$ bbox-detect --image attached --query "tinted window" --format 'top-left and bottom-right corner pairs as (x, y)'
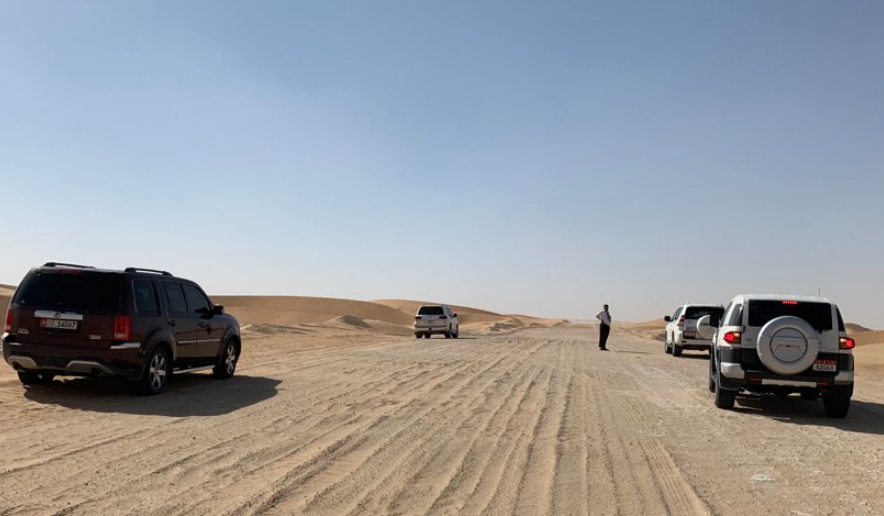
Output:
(836, 308), (846, 332)
(418, 306), (444, 316)
(162, 283), (188, 314)
(133, 280), (160, 316)
(183, 284), (211, 314)
(727, 304), (743, 326)
(747, 301), (833, 332)
(672, 307), (683, 319)
(14, 272), (120, 312)
(685, 306), (724, 320)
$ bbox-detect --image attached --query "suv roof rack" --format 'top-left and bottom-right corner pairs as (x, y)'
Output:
(43, 262), (96, 269)
(125, 267), (173, 276)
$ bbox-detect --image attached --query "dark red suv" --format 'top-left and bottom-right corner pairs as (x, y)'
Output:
(2, 263), (241, 394)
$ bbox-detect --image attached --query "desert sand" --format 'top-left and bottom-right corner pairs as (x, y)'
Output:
(1, 294), (884, 515)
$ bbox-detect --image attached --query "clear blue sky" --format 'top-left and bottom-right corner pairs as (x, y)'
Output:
(1, 1), (882, 327)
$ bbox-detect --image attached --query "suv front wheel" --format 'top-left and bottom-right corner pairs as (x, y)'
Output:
(214, 340), (239, 379)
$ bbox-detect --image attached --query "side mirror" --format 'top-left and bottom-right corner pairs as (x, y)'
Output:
(452, 313), (458, 318)
(212, 305), (225, 316)
(664, 316), (672, 322)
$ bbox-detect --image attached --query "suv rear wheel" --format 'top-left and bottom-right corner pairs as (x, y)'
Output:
(139, 346), (171, 395)
(18, 371), (54, 385)
(213, 340), (239, 379)
(714, 376), (736, 409)
(822, 395), (850, 418)
(672, 342), (683, 357)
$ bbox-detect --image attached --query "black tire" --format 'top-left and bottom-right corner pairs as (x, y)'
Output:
(213, 340), (239, 379)
(672, 344), (683, 357)
(445, 327), (452, 339)
(17, 371), (54, 385)
(138, 346), (171, 395)
(714, 378), (736, 409)
(453, 329), (459, 339)
(823, 396), (850, 418)
(801, 391), (819, 401)
(708, 348), (718, 393)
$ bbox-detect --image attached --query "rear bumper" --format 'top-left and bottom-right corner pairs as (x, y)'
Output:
(2, 334), (143, 380)
(720, 362), (854, 386)
(414, 326), (451, 334)
(674, 332), (711, 348)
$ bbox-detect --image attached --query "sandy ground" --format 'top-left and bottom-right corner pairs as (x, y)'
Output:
(3, 326), (884, 515)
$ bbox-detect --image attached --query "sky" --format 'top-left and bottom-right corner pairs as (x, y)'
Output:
(1, 1), (882, 327)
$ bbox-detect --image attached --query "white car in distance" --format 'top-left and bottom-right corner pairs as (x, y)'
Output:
(664, 304), (725, 357)
(414, 305), (459, 339)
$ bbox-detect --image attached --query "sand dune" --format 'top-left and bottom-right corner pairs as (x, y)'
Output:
(212, 295), (414, 327)
(855, 330), (884, 347)
(847, 323), (872, 334)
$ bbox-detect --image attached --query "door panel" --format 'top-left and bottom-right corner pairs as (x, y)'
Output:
(161, 282), (199, 360)
(182, 284), (222, 358)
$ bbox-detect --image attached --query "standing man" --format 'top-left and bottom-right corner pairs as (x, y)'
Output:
(596, 304), (612, 350)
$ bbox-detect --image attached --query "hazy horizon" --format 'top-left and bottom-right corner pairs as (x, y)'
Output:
(2, 1), (882, 328)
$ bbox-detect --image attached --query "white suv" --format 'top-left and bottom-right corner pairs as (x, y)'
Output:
(708, 295), (855, 418)
(414, 305), (459, 339)
(664, 304), (724, 357)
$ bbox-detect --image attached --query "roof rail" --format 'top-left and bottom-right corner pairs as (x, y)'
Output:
(124, 267), (172, 276)
(43, 262), (95, 269)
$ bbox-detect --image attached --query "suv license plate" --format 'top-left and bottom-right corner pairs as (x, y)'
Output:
(684, 330), (696, 338)
(812, 360), (837, 373)
(40, 319), (78, 330)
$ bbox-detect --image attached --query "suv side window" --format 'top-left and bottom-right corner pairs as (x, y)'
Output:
(133, 280), (160, 316)
(727, 304), (743, 326)
(183, 284), (211, 315)
(672, 307), (683, 320)
(162, 282), (189, 315)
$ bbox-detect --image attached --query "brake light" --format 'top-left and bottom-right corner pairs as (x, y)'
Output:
(113, 315), (130, 341)
(723, 331), (742, 344)
(782, 301), (799, 305)
(677, 316), (685, 327)
(439, 315), (448, 320)
(840, 337), (856, 350)
(5, 309), (11, 332)
(414, 316), (422, 320)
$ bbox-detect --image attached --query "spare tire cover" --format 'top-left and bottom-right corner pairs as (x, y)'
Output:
(757, 316), (820, 375)
(695, 315), (715, 340)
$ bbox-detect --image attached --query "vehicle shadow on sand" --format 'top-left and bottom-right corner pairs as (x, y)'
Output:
(22, 374), (280, 417)
(733, 395), (884, 436)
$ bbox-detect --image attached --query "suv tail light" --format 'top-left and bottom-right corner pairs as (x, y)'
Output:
(113, 315), (130, 341)
(677, 316), (685, 327)
(439, 315), (448, 320)
(723, 331), (742, 344)
(840, 337), (856, 350)
(414, 316), (422, 320)
(5, 309), (11, 332)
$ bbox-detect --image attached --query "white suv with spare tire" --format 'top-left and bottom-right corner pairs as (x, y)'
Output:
(664, 304), (724, 357)
(707, 294), (855, 418)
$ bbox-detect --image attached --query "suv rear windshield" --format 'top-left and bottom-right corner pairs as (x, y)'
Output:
(418, 306), (444, 316)
(13, 272), (121, 313)
(747, 300), (833, 332)
(684, 306), (724, 320)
